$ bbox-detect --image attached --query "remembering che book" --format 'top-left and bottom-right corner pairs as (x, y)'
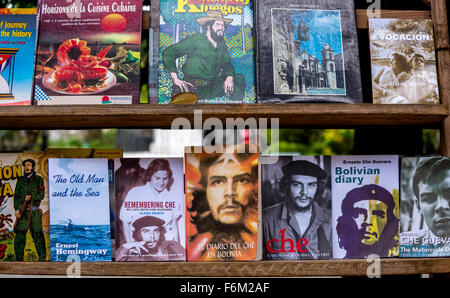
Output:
(400, 157), (450, 257)
(262, 156), (332, 260)
(114, 158), (185, 261)
(34, 0), (142, 105)
(184, 145), (260, 261)
(49, 158), (112, 262)
(255, 0), (362, 103)
(158, 0), (256, 104)
(331, 155), (400, 259)
(0, 152), (56, 262)
(369, 19), (439, 104)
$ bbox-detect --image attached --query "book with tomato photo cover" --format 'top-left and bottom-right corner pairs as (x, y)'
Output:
(34, 0), (142, 105)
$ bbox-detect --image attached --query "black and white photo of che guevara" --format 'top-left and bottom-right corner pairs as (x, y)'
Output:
(262, 156), (332, 260)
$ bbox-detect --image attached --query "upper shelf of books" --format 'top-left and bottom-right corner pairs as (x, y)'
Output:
(0, 0), (446, 107)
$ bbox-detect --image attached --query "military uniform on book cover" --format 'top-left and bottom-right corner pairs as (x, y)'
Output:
(158, 0), (256, 104)
(0, 152), (57, 262)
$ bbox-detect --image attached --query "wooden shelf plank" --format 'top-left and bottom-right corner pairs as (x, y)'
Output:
(0, 104), (446, 129)
(355, 9), (432, 29)
(0, 258), (449, 277)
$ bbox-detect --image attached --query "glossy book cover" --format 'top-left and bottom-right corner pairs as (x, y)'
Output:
(0, 14), (37, 105)
(331, 155), (400, 259)
(262, 156), (332, 260)
(114, 158), (185, 261)
(185, 145), (259, 261)
(369, 19), (439, 104)
(34, 0), (142, 105)
(255, 0), (362, 103)
(49, 158), (112, 262)
(400, 157), (450, 257)
(158, 0), (256, 104)
(0, 152), (53, 261)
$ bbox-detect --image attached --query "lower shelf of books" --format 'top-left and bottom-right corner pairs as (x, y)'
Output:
(0, 259), (449, 277)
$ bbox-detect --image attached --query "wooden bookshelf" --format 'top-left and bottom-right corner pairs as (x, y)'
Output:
(0, 104), (447, 129)
(0, 0), (448, 278)
(0, 258), (449, 277)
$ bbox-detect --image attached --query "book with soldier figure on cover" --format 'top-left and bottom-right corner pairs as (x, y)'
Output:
(255, 0), (362, 103)
(184, 145), (260, 261)
(331, 155), (400, 259)
(369, 19), (439, 104)
(0, 152), (57, 262)
(158, 0), (256, 104)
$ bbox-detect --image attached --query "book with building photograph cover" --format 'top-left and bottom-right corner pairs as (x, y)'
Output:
(0, 152), (57, 262)
(49, 158), (112, 262)
(34, 0), (142, 105)
(331, 155), (399, 259)
(262, 156), (332, 260)
(369, 19), (439, 104)
(184, 145), (260, 261)
(158, 0), (256, 104)
(0, 13), (37, 105)
(399, 157), (450, 257)
(114, 157), (185, 261)
(255, 0), (362, 103)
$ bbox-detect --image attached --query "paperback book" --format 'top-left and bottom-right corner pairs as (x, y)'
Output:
(115, 157), (185, 261)
(369, 19), (439, 104)
(185, 145), (260, 261)
(255, 0), (362, 103)
(45, 148), (123, 253)
(331, 155), (400, 259)
(49, 158), (112, 262)
(400, 157), (450, 257)
(158, 0), (256, 104)
(0, 152), (54, 261)
(34, 0), (142, 105)
(0, 13), (37, 105)
(262, 156), (332, 260)
(148, 0), (160, 104)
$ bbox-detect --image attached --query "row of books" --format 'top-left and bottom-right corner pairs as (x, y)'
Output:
(0, 0), (440, 105)
(0, 146), (448, 262)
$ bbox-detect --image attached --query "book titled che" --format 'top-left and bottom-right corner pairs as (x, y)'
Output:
(49, 158), (112, 262)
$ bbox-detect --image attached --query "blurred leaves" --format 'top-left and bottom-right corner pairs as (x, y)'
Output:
(264, 129), (355, 156)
